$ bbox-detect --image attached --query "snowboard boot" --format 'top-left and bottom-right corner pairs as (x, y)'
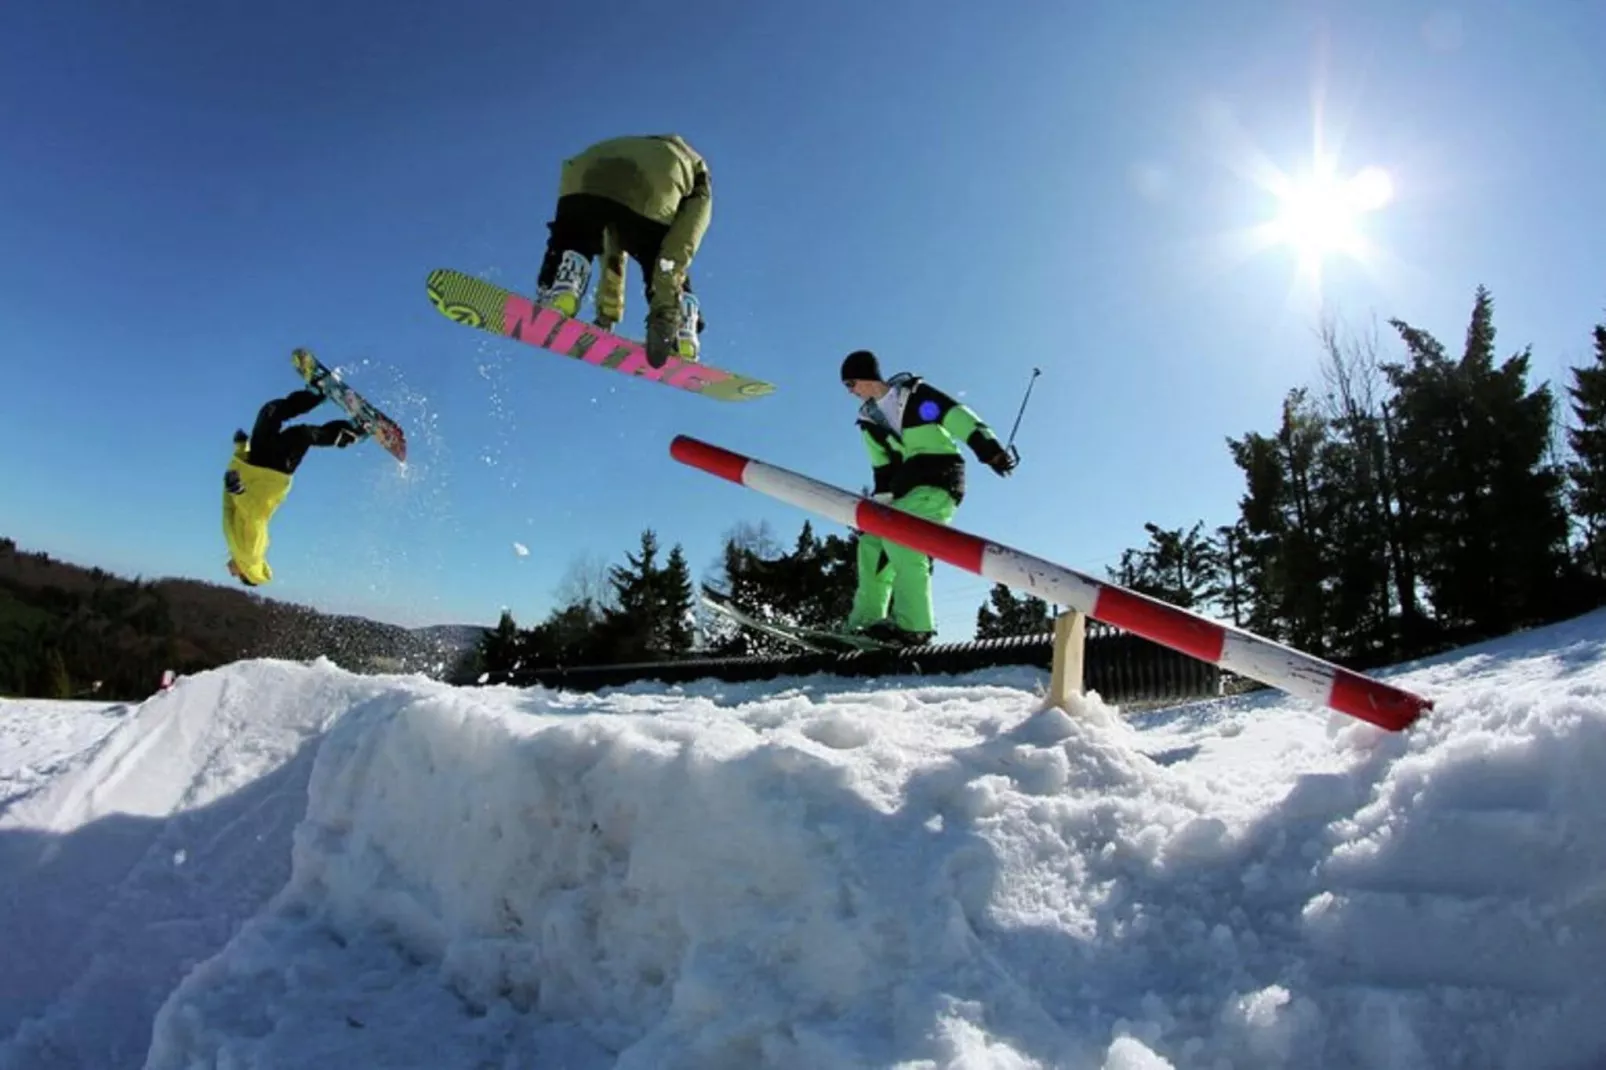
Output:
(537, 250), (591, 318)
(675, 290), (701, 363)
(863, 620), (935, 647)
(645, 308), (679, 369)
(644, 290), (702, 368)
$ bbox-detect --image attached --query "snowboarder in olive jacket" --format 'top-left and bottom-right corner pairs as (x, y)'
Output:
(535, 134), (711, 368)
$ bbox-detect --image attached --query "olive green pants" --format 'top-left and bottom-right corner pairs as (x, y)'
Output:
(846, 486), (959, 634)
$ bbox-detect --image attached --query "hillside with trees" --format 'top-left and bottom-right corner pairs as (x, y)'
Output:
(0, 539), (483, 699)
(1100, 289), (1606, 669)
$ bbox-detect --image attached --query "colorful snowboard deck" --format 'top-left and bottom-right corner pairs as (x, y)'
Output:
(291, 348), (408, 463)
(425, 268), (775, 403)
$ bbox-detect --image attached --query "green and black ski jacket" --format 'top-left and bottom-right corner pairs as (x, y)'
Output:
(855, 373), (1008, 504)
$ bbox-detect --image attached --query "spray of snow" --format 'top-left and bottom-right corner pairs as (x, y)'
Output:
(3, 613), (1606, 1068)
(472, 334), (521, 492)
(298, 353), (461, 607)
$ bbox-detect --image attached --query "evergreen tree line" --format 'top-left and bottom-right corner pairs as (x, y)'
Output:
(469, 531), (699, 679)
(473, 286), (1606, 682)
(0, 539), (477, 699)
(0, 549), (200, 700)
(468, 520), (1062, 680)
(1, 568), (194, 699)
(1107, 287), (1606, 668)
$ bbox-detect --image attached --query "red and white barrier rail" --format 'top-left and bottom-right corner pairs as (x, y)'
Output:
(670, 435), (1432, 731)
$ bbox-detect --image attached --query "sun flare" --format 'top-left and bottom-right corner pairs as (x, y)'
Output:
(1266, 164), (1393, 266)
(1197, 77), (1408, 310)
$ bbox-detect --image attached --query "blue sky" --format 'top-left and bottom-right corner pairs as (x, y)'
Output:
(3, 0), (1604, 636)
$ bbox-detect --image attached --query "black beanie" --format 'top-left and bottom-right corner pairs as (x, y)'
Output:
(840, 349), (882, 382)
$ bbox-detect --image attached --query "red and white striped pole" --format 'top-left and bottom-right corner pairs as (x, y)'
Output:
(670, 435), (1432, 731)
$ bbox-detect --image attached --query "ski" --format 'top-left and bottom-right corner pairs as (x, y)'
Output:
(699, 585), (893, 654)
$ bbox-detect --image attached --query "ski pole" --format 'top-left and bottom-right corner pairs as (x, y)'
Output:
(1004, 367), (1040, 464)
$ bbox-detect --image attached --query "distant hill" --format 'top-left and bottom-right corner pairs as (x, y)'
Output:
(0, 537), (486, 699)
(410, 623), (489, 653)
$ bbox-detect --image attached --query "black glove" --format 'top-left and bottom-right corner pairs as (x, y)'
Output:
(978, 443), (1017, 477)
(332, 422), (363, 448)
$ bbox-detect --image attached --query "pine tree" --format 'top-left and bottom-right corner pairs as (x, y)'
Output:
(1211, 523), (1247, 626)
(1226, 390), (1335, 652)
(658, 545), (695, 655)
(525, 601), (605, 667)
(1316, 316), (1422, 659)
(700, 520), (860, 654)
(44, 647), (72, 699)
(1385, 286), (1574, 636)
(476, 609), (522, 676)
(975, 584), (1053, 638)
(446, 642), (486, 685)
(703, 526), (775, 655)
(1566, 318), (1606, 576)
(787, 523), (858, 632)
(1110, 521), (1220, 610)
(771, 523), (822, 625)
(599, 530), (664, 661)
(1224, 430), (1288, 640)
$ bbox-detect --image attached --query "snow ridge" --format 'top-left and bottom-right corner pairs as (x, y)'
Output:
(3, 612), (1606, 1068)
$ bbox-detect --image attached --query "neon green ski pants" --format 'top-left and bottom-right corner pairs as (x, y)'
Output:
(846, 486), (959, 634)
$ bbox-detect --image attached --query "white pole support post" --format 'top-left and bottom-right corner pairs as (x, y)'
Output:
(669, 435), (1434, 732)
(1047, 610), (1086, 711)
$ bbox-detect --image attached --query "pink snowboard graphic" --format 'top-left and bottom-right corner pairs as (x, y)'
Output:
(425, 268), (775, 402)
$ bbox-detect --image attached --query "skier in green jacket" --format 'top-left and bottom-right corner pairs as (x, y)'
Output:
(535, 134), (711, 368)
(839, 349), (1017, 645)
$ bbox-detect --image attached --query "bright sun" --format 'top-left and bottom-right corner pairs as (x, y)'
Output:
(1198, 87), (1403, 307)
(1248, 160), (1396, 295)
(1267, 163), (1393, 265)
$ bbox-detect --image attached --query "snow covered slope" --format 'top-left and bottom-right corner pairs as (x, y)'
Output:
(0, 698), (126, 814)
(4, 612), (1606, 1069)
(0, 666), (417, 1069)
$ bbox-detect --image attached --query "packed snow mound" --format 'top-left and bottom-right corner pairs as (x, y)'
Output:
(0, 662), (423, 1070)
(0, 698), (126, 813)
(4, 611), (1606, 1068)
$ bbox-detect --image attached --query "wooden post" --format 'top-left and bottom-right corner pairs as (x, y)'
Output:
(1047, 609), (1086, 710)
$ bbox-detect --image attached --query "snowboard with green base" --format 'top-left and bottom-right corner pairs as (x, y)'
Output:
(425, 268), (775, 402)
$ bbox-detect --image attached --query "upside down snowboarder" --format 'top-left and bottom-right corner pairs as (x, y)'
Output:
(222, 388), (363, 587)
(839, 349), (1017, 646)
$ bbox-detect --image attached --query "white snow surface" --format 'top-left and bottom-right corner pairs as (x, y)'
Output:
(0, 699), (126, 812)
(4, 611), (1606, 1068)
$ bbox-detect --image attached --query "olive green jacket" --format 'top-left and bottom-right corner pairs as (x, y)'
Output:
(559, 134), (712, 320)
